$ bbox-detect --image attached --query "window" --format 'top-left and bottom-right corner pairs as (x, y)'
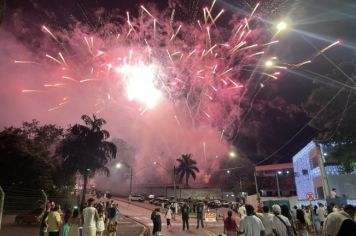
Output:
(302, 169), (308, 175)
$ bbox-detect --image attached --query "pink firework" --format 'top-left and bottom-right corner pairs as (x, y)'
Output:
(17, 2), (339, 138)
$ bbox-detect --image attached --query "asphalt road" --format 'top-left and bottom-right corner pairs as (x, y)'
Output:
(0, 214), (144, 236)
(114, 198), (230, 236)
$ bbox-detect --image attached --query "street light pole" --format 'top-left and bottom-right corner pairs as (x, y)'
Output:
(173, 166), (176, 201)
(130, 167), (133, 197)
(275, 172), (281, 197)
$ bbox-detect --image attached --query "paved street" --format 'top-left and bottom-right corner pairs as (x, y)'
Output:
(114, 198), (231, 236)
(0, 214), (144, 236)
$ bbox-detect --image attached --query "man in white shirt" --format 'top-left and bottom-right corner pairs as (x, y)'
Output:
(330, 188), (337, 199)
(257, 206), (274, 236)
(238, 204), (265, 236)
(82, 198), (99, 236)
(271, 204), (292, 236)
(316, 203), (327, 228)
(238, 203), (247, 219)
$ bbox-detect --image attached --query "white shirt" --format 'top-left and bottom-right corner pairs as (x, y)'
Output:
(272, 215), (291, 236)
(239, 215), (265, 236)
(316, 207), (326, 222)
(166, 209), (172, 219)
(83, 206), (96, 228)
(238, 206), (247, 218)
(257, 213), (273, 235)
(330, 191), (337, 199)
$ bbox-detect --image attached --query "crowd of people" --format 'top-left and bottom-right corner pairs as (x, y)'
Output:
(39, 198), (120, 236)
(221, 202), (356, 236)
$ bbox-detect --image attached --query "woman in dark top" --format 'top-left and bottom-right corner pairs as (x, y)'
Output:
(281, 204), (296, 235)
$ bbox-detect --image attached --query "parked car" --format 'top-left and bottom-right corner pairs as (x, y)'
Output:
(15, 209), (42, 225)
(129, 194), (145, 202)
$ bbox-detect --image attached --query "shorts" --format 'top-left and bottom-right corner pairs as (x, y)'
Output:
(166, 219), (171, 225)
(83, 227), (96, 236)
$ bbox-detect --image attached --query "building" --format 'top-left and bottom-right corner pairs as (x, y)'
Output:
(293, 141), (356, 200)
(255, 163), (297, 197)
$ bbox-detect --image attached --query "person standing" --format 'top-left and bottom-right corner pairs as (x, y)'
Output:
(303, 206), (312, 232)
(281, 205), (296, 235)
(238, 203), (247, 219)
(271, 204), (292, 236)
(330, 188), (337, 199)
(257, 206), (274, 236)
(181, 203), (190, 231)
(316, 203), (327, 229)
(39, 202), (52, 236)
(324, 204), (356, 236)
(68, 208), (81, 236)
(295, 209), (309, 236)
(107, 203), (120, 236)
(223, 210), (238, 236)
(82, 198), (99, 236)
(153, 208), (162, 236)
(47, 205), (62, 236)
(96, 207), (105, 236)
(165, 206), (173, 229)
(60, 209), (72, 236)
(238, 204), (265, 236)
(196, 202), (204, 229)
(313, 205), (321, 233)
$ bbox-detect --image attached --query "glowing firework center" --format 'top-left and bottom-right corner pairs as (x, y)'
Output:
(116, 63), (162, 109)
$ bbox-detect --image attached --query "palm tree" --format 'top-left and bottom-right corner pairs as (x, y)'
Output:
(57, 114), (117, 208)
(176, 154), (199, 187)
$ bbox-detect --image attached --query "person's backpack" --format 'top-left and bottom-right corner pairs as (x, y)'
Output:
(109, 207), (116, 218)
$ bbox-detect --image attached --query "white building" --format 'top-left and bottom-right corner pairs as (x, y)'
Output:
(293, 141), (356, 200)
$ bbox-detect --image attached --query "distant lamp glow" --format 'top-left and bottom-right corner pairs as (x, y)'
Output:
(153, 161), (157, 165)
(277, 21), (287, 31)
(229, 151), (237, 158)
(265, 60), (274, 67)
(323, 153), (328, 156)
(115, 163), (122, 169)
(227, 170), (231, 174)
(277, 171), (282, 175)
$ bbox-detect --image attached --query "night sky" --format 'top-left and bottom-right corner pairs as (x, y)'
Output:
(1, 0), (355, 165)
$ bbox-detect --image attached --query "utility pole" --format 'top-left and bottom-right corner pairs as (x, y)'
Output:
(0, 186), (4, 231)
(130, 167), (133, 197)
(317, 143), (330, 199)
(275, 172), (281, 197)
(173, 166), (176, 201)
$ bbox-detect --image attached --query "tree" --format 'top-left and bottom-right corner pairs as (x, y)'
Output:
(57, 114), (117, 207)
(0, 120), (66, 192)
(176, 154), (199, 187)
(304, 62), (356, 172)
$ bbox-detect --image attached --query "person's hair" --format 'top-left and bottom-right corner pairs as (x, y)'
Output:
(296, 209), (306, 225)
(226, 210), (233, 225)
(98, 207), (104, 216)
(87, 198), (95, 205)
(272, 205), (281, 215)
(155, 208), (160, 212)
(64, 209), (72, 223)
(293, 206), (298, 209)
(245, 204), (254, 215)
(72, 208), (79, 218)
(263, 205), (269, 213)
(343, 205), (355, 212)
(281, 205), (292, 219)
(53, 205), (59, 211)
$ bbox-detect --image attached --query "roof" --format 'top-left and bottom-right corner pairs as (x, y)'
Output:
(255, 163), (293, 172)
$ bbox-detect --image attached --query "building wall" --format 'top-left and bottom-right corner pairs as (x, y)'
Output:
(293, 141), (315, 200)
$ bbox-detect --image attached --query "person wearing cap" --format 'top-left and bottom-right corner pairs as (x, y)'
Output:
(271, 204), (292, 236)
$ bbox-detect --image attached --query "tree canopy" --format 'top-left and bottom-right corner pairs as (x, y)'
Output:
(176, 154), (199, 187)
(304, 62), (356, 172)
(56, 114), (117, 206)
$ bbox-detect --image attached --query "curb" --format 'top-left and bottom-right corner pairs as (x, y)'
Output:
(124, 214), (151, 236)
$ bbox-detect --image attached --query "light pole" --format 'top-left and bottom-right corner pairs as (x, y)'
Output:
(116, 162), (133, 197)
(153, 161), (177, 201)
(276, 171), (281, 197)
